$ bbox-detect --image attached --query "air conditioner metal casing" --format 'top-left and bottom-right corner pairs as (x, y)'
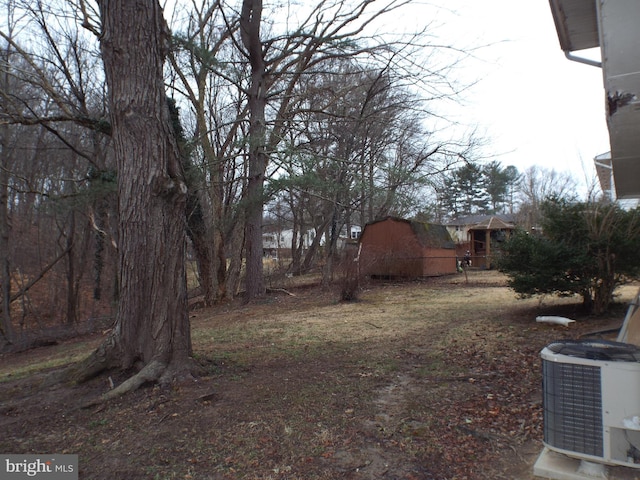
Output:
(542, 341), (640, 468)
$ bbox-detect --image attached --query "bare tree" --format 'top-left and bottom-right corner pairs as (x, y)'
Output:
(268, 59), (470, 278)
(0, 0), (15, 343)
(229, 0), (471, 299)
(0, 0), (117, 342)
(167, 0), (245, 304)
(164, 0), (476, 301)
(516, 165), (577, 230)
(238, 0), (268, 300)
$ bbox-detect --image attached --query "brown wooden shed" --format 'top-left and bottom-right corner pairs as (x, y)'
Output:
(359, 217), (457, 278)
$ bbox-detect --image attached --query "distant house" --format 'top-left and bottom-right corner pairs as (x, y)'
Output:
(262, 228), (314, 258)
(262, 225), (361, 258)
(333, 225), (362, 251)
(359, 217), (457, 278)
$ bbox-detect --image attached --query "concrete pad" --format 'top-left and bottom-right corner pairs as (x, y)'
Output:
(533, 448), (640, 480)
(534, 448), (606, 479)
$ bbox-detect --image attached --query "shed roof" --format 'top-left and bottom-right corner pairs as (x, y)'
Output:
(409, 221), (455, 249)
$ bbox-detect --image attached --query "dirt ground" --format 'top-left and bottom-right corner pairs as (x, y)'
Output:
(0, 271), (636, 480)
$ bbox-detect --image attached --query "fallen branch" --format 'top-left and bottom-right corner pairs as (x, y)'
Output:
(456, 425), (499, 442)
(430, 372), (497, 383)
(197, 392), (219, 403)
(10, 246), (72, 303)
(266, 288), (296, 296)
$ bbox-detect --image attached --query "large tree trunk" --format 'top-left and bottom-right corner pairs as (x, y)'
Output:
(592, 252), (617, 315)
(0, 104), (12, 344)
(186, 205), (215, 304)
(64, 211), (78, 325)
(240, 0), (267, 302)
(192, 107), (227, 305)
(65, 0), (194, 398)
(0, 42), (13, 344)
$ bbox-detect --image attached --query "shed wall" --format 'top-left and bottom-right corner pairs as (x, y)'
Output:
(360, 219), (456, 277)
(421, 248), (457, 276)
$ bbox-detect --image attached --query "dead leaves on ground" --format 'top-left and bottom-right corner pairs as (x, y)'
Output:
(402, 338), (544, 479)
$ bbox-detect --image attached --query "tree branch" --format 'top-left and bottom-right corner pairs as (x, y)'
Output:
(9, 245), (72, 303)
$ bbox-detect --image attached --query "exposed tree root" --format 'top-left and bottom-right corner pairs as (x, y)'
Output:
(80, 358), (203, 408)
(38, 327), (205, 408)
(82, 360), (166, 408)
(40, 334), (120, 389)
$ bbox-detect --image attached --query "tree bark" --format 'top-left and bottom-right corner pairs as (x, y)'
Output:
(0, 27), (13, 344)
(66, 0), (195, 395)
(0, 95), (12, 344)
(64, 210), (77, 325)
(240, 0), (267, 301)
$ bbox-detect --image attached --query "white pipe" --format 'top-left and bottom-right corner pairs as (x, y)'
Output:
(536, 316), (576, 327)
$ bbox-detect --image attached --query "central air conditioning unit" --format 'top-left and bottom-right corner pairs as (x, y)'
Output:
(541, 339), (640, 468)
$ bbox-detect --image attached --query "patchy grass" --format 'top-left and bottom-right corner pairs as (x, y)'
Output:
(0, 271), (636, 479)
(0, 337), (103, 383)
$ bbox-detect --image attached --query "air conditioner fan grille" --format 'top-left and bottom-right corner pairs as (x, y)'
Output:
(542, 359), (603, 457)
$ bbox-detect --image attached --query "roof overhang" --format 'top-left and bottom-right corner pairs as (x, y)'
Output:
(549, 0), (640, 199)
(594, 152), (613, 196)
(548, 0), (599, 52)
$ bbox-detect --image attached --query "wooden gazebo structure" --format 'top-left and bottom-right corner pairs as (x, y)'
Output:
(467, 216), (515, 269)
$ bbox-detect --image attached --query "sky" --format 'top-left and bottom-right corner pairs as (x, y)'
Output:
(423, 0), (611, 192)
